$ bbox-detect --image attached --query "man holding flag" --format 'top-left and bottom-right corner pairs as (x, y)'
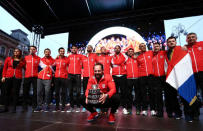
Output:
(34, 48), (55, 112)
(166, 36), (197, 122)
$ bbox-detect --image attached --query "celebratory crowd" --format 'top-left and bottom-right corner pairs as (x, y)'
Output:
(0, 32), (202, 124)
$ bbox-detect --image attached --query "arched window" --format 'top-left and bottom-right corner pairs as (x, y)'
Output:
(8, 48), (14, 57)
(0, 46), (6, 56)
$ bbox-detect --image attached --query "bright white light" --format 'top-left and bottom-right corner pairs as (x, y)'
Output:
(164, 15), (203, 46)
(87, 26), (146, 53)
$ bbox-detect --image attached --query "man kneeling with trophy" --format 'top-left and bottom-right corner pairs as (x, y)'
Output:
(81, 63), (120, 124)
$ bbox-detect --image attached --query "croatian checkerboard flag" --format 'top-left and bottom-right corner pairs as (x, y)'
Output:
(166, 47), (197, 105)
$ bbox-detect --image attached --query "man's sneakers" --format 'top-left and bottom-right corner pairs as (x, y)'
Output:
(185, 115), (193, 123)
(52, 107), (60, 112)
(87, 112), (98, 122)
(108, 113), (115, 124)
(122, 108), (130, 115)
(81, 108), (86, 112)
(75, 108), (80, 113)
(44, 106), (50, 112)
(136, 110), (140, 115)
(141, 110), (148, 116)
(150, 110), (156, 116)
(34, 107), (43, 112)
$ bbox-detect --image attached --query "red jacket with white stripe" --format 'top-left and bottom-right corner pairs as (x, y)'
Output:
(67, 54), (83, 74)
(24, 55), (40, 78)
(55, 56), (68, 78)
(111, 53), (127, 75)
(38, 56), (55, 80)
(96, 54), (112, 75)
(82, 53), (96, 77)
(137, 51), (153, 77)
(2, 57), (25, 79)
(152, 51), (167, 77)
(85, 74), (116, 98)
(126, 57), (138, 78)
(186, 41), (203, 73)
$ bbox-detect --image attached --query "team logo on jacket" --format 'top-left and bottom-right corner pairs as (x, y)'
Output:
(107, 60), (109, 63)
(91, 59), (94, 62)
(70, 57), (73, 60)
(35, 60), (38, 63)
(148, 56), (150, 59)
(102, 84), (105, 88)
(160, 55), (163, 59)
(198, 47), (202, 51)
(77, 57), (79, 60)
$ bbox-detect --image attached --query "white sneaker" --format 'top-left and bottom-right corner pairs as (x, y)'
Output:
(122, 108), (129, 115)
(150, 110), (156, 116)
(96, 108), (101, 113)
(75, 108), (80, 113)
(81, 108), (86, 112)
(141, 110), (148, 116)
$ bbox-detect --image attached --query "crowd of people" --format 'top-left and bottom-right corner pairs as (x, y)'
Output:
(0, 32), (202, 124)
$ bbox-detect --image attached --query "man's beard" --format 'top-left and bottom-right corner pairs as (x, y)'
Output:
(95, 74), (102, 81)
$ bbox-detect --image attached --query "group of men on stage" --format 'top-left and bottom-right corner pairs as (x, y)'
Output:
(0, 32), (202, 124)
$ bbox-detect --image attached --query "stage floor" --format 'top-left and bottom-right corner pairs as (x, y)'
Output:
(0, 107), (202, 131)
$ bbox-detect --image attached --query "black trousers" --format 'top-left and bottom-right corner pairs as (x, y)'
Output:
(138, 75), (154, 111)
(83, 77), (89, 95)
(183, 71), (203, 118)
(112, 75), (127, 107)
(68, 74), (81, 108)
(49, 77), (55, 104)
(55, 78), (67, 107)
(23, 77), (37, 109)
(150, 76), (165, 113)
(164, 83), (182, 116)
(127, 78), (139, 110)
(4, 77), (21, 109)
(195, 72), (203, 97)
(0, 80), (3, 105)
(181, 97), (201, 118)
(80, 94), (120, 113)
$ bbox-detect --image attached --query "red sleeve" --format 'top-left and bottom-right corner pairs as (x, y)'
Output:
(85, 78), (93, 98)
(66, 56), (70, 65)
(2, 57), (9, 77)
(20, 58), (26, 68)
(107, 75), (116, 98)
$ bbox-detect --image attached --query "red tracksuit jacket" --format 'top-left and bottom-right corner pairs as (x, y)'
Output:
(67, 54), (83, 74)
(126, 56), (138, 78)
(82, 53), (96, 77)
(111, 53), (127, 75)
(24, 54), (40, 78)
(2, 57), (25, 79)
(186, 41), (203, 73)
(96, 54), (112, 75)
(137, 51), (153, 77)
(152, 51), (166, 77)
(85, 74), (116, 98)
(55, 56), (68, 78)
(38, 56), (55, 80)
